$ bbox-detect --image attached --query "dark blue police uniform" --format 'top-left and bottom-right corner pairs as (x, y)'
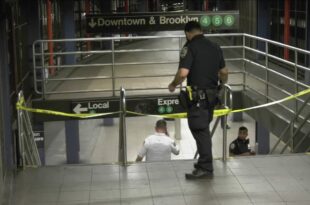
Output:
(229, 138), (251, 155)
(179, 34), (225, 172)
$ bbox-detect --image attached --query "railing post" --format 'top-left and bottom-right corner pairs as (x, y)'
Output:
(112, 39), (116, 96)
(222, 84), (233, 162)
(119, 87), (127, 166)
(222, 115), (228, 162)
(242, 35), (246, 91)
(32, 42), (38, 95)
(179, 36), (183, 90)
(292, 50), (299, 152)
(17, 92), (25, 168)
(41, 42), (46, 100)
(265, 42), (269, 102)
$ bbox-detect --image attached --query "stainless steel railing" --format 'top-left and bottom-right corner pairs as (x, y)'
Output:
(119, 87), (127, 166)
(17, 91), (41, 168)
(32, 34), (246, 98)
(222, 84), (233, 161)
(32, 33), (310, 160)
(32, 33), (309, 96)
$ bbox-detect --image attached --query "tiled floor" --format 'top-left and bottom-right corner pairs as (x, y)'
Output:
(3, 154), (310, 205)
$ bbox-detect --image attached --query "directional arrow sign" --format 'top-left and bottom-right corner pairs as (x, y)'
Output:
(88, 18), (97, 28)
(73, 103), (88, 114)
(72, 100), (119, 115)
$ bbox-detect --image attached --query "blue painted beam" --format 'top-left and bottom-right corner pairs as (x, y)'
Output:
(0, 18), (14, 170)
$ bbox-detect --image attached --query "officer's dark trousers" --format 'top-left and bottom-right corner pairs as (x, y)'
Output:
(188, 100), (215, 172)
(190, 125), (213, 171)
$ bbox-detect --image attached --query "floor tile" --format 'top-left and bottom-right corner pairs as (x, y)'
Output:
(153, 195), (186, 205)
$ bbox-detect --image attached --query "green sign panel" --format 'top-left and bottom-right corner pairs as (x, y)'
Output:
(212, 15), (223, 27)
(224, 15), (235, 26)
(200, 16), (211, 27)
(86, 11), (239, 33)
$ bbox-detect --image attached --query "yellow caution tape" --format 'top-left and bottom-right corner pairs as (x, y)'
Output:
(231, 88), (310, 114)
(127, 108), (231, 119)
(127, 88), (310, 118)
(16, 88), (309, 119)
(16, 97), (120, 119)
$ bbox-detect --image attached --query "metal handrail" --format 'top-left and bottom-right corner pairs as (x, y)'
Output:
(222, 84), (233, 161)
(243, 33), (310, 56)
(17, 91), (41, 168)
(270, 94), (310, 154)
(32, 33), (309, 97)
(119, 87), (127, 166)
(32, 33), (310, 160)
(280, 112), (310, 154)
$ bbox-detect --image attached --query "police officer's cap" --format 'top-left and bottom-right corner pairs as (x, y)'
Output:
(184, 21), (202, 32)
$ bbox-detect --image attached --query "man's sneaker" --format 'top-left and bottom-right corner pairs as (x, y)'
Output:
(186, 168), (213, 180)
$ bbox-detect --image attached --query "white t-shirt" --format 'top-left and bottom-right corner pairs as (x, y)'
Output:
(138, 132), (179, 162)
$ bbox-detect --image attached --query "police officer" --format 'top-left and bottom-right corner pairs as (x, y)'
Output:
(229, 126), (256, 156)
(168, 21), (228, 179)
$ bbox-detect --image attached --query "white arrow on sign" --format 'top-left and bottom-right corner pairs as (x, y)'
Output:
(88, 18), (97, 28)
(73, 104), (88, 114)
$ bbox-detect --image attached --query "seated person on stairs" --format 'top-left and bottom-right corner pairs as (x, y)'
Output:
(229, 126), (256, 156)
(136, 119), (179, 162)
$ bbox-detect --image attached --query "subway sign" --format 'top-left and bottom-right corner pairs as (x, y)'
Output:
(86, 11), (239, 33)
(126, 96), (184, 116)
(71, 96), (183, 116)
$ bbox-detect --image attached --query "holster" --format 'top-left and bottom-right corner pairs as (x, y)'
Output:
(179, 86), (219, 110)
(191, 86), (219, 107)
(179, 90), (191, 110)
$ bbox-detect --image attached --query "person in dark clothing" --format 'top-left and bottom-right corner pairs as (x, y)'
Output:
(168, 21), (228, 179)
(229, 126), (256, 156)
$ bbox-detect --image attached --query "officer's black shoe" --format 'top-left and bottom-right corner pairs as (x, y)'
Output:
(193, 163), (213, 172)
(185, 168), (213, 180)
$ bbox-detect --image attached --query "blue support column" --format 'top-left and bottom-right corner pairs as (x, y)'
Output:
(26, 0), (41, 95)
(61, 1), (80, 164)
(257, 0), (270, 53)
(100, 0), (114, 125)
(0, 18), (14, 170)
(65, 120), (80, 164)
(26, 0), (46, 165)
(61, 0), (76, 65)
(232, 90), (243, 122)
(255, 121), (270, 154)
(26, 0), (40, 66)
(103, 118), (114, 126)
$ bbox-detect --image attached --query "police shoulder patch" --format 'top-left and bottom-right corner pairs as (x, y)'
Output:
(230, 143), (235, 150)
(180, 46), (188, 58)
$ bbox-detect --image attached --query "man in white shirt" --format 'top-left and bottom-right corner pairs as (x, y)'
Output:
(136, 119), (179, 162)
